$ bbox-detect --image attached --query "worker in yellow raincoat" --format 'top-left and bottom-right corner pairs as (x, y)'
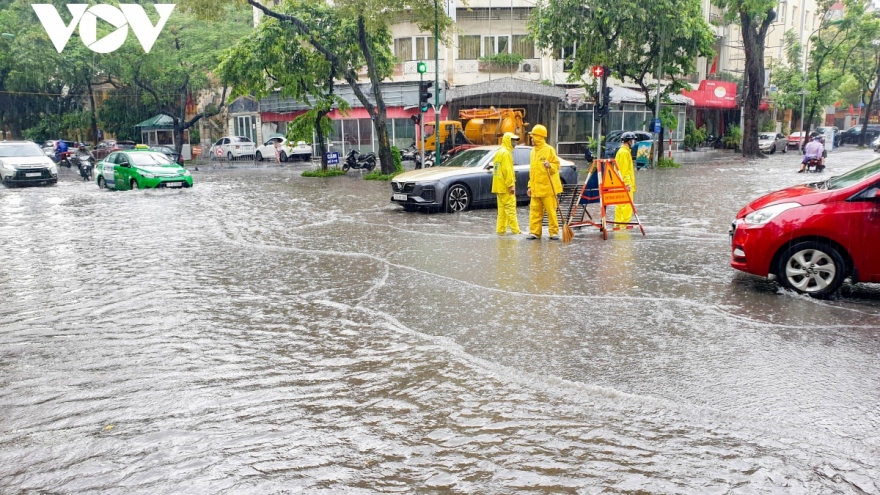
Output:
(526, 124), (562, 240)
(492, 132), (522, 235)
(614, 132), (637, 227)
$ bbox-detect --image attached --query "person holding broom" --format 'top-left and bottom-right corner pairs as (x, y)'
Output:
(492, 132), (522, 235)
(526, 124), (563, 240)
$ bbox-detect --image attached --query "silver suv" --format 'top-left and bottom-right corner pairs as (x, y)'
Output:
(0, 141), (59, 186)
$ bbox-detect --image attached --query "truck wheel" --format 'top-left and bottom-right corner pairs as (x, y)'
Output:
(776, 241), (846, 298)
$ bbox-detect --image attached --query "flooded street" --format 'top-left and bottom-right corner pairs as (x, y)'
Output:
(2, 149), (879, 493)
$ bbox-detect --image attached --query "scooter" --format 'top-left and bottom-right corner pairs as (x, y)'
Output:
(400, 142), (418, 162)
(56, 150), (74, 168)
(76, 155), (94, 181)
(343, 149), (376, 172)
(801, 157), (824, 173)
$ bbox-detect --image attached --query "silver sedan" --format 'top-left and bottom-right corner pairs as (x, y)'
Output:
(759, 133), (788, 154)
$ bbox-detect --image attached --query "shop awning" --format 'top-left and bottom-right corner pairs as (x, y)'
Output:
(681, 80), (737, 109)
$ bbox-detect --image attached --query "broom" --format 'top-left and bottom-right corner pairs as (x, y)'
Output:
(544, 163), (574, 242)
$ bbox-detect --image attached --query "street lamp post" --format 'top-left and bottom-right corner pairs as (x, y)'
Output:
(434, 0), (440, 167)
(799, 27), (823, 147)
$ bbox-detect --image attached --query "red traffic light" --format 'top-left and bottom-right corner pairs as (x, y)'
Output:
(592, 66), (605, 78)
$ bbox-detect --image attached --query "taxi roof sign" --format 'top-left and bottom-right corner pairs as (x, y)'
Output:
(135, 144), (150, 149)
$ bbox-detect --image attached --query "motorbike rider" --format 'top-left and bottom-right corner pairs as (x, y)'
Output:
(54, 139), (69, 163)
(799, 135), (825, 173)
(74, 143), (94, 163)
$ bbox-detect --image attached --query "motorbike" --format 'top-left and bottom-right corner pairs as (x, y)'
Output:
(76, 155), (94, 181)
(343, 149), (377, 172)
(802, 157), (824, 173)
(400, 142), (418, 162)
(56, 150), (74, 168)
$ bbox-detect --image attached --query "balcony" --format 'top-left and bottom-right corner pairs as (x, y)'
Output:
(394, 60), (447, 77)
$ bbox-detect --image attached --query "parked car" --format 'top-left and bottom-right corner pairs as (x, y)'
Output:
(209, 136), (255, 161)
(787, 131), (806, 150)
(815, 126), (842, 147)
(93, 140), (137, 160)
(873, 135), (880, 152)
(95, 148), (192, 190)
(254, 136), (312, 162)
(149, 145), (181, 164)
(0, 141), (58, 186)
(603, 131), (653, 159)
(758, 132), (788, 154)
(840, 124), (880, 145)
(729, 158), (880, 298)
(391, 145), (579, 212)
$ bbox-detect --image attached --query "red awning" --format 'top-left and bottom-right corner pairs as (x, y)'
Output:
(681, 80), (738, 109)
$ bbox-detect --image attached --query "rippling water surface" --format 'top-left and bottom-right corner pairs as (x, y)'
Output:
(2, 152), (879, 494)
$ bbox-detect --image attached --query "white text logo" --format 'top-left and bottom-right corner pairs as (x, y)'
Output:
(32, 4), (176, 53)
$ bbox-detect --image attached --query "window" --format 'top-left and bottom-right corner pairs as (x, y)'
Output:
(483, 35), (510, 56)
(459, 35), (480, 60)
(560, 45), (575, 71)
(512, 35), (534, 58)
(777, 2), (786, 24)
(394, 38), (413, 61)
(415, 37), (436, 60)
(393, 118), (416, 148)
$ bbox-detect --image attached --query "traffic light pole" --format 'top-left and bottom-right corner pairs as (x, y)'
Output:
(598, 74), (607, 160)
(434, 0), (441, 167)
(419, 73), (425, 169)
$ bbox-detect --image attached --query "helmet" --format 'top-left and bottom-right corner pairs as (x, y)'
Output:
(78, 143), (86, 148)
(621, 132), (636, 141)
(529, 125), (548, 138)
(813, 135), (822, 141)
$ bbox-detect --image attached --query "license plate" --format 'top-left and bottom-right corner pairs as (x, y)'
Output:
(393, 193), (407, 201)
(26, 172), (42, 177)
(165, 182), (183, 188)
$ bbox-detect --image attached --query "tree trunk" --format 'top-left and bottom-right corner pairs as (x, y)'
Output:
(87, 78), (99, 145)
(739, 9), (774, 158)
(356, 16), (394, 174)
(315, 110), (329, 171)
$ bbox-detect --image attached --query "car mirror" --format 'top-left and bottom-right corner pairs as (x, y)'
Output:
(874, 189), (880, 199)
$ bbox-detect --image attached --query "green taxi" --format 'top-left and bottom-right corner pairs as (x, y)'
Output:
(96, 146), (192, 190)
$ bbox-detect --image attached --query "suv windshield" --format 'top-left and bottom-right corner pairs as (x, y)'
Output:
(0, 143), (46, 157)
(825, 159), (880, 190)
(442, 149), (492, 168)
(129, 152), (176, 167)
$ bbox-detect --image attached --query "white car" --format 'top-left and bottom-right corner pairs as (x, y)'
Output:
(209, 136), (255, 161)
(255, 137), (312, 162)
(758, 132), (788, 154)
(0, 141), (58, 186)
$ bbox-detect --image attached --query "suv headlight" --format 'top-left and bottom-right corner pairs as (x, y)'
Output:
(744, 202), (801, 225)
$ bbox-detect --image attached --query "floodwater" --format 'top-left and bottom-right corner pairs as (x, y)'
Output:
(1, 149), (879, 494)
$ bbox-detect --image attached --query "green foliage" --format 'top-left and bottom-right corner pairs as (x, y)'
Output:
(586, 135), (604, 155)
(659, 106), (678, 136)
(723, 125), (742, 149)
(657, 157), (681, 168)
(98, 90), (154, 142)
(479, 53), (524, 67)
(365, 145), (403, 180)
(530, 0), (715, 117)
(683, 120), (707, 149)
(759, 119), (776, 132)
(302, 167), (346, 177)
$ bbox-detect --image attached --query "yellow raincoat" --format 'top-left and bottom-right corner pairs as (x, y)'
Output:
(614, 143), (637, 225)
(527, 136), (562, 238)
(492, 133), (520, 234)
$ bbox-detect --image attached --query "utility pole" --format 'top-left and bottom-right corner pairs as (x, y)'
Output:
(652, 25), (664, 168)
(434, 0), (441, 167)
(417, 61), (427, 169)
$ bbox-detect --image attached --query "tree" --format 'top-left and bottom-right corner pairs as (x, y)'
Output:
(215, 8), (351, 170)
(530, 0), (714, 157)
(106, 4), (251, 158)
(711, 0), (776, 158)
(184, 0), (454, 175)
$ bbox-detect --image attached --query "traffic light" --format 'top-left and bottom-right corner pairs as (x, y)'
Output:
(419, 81), (433, 112)
(417, 61), (427, 74)
(410, 114), (421, 125)
(594, 104), (604, 121)
(602, 85), (612, 108)
(591, 65), (605, 78)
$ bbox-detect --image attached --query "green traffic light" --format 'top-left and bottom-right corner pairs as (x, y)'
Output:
(417, 61), (427, 74)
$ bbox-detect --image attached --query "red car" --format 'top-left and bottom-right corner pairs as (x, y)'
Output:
(730, 159), (880, 298)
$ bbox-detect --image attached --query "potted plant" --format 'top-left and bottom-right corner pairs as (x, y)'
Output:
(722, 125), (742, 152)
(478, 53), (524, 72)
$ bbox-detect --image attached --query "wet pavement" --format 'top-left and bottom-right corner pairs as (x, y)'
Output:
(1, 148), (879, 494)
